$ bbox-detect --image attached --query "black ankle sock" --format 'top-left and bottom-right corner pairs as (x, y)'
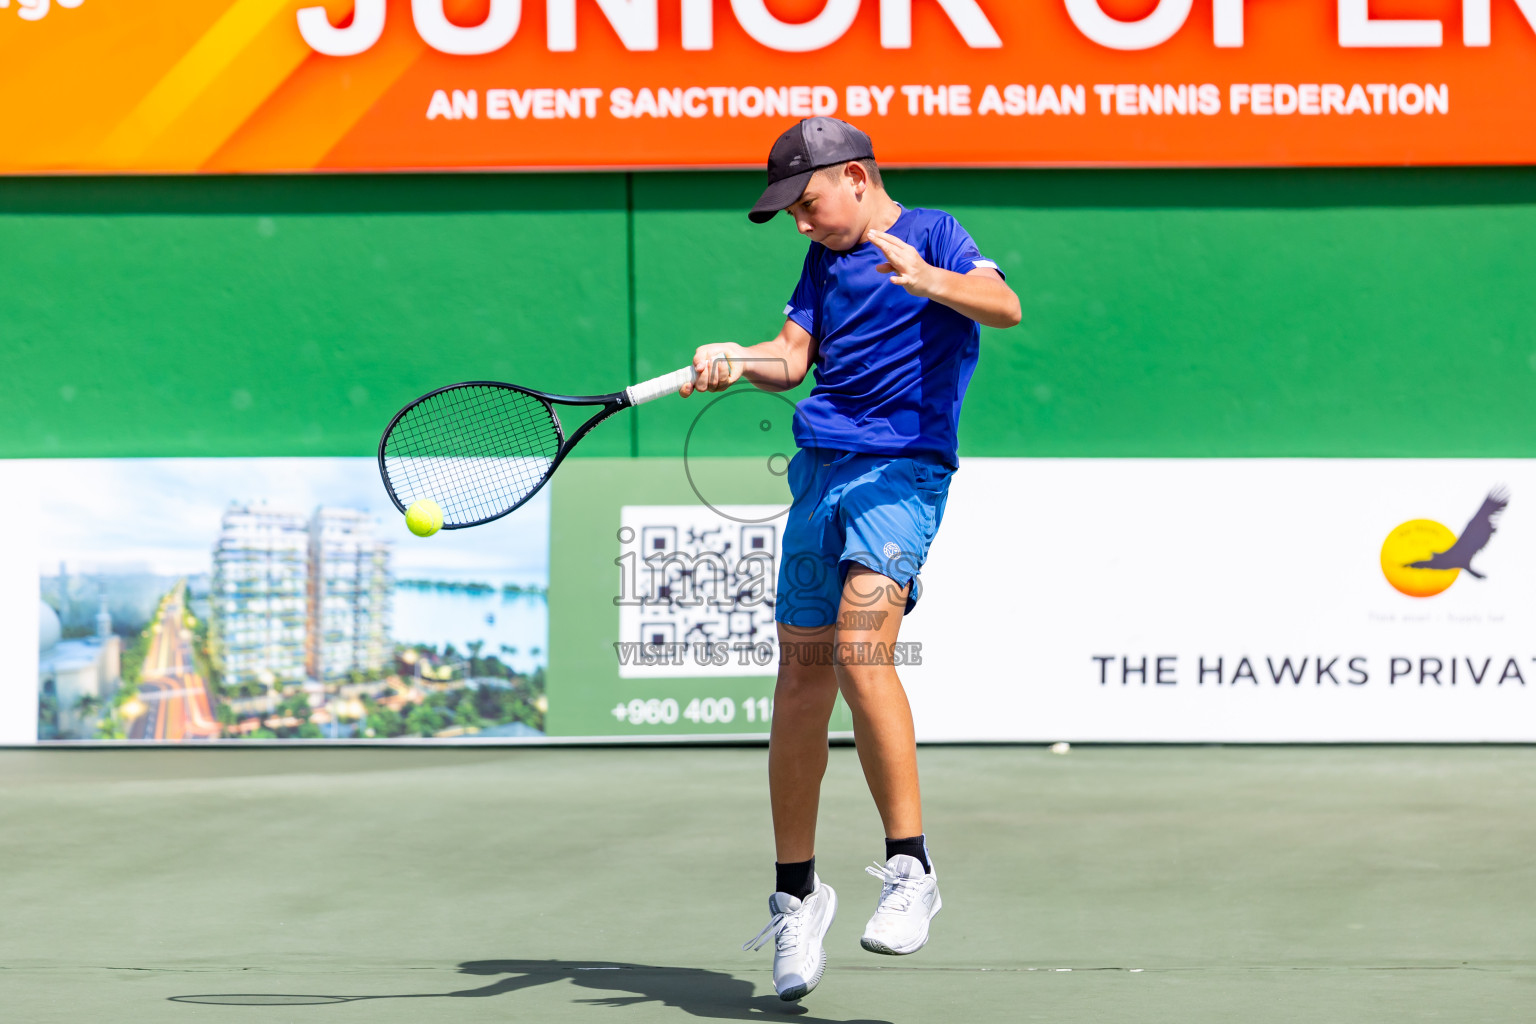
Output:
(774, 857), (816, 900)
(885, 835), (931, 872)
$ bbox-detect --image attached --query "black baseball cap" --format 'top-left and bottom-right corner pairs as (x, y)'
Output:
(749, 117), (875, 223)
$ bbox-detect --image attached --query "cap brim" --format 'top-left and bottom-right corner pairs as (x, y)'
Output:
(748, 170), (815, 223)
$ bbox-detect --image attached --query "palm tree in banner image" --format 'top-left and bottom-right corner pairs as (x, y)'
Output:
(94, 712), (125, 740)
(455, 691), (485, 730)
(72, 693), (102, 737)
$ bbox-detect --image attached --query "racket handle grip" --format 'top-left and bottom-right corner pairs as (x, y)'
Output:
(625, 366), (698, 407)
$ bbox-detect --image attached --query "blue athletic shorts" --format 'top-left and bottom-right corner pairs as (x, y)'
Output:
(775, 447), (956, 629)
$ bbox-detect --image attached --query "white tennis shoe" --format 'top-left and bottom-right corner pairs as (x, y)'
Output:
(742, 879), (838, 1001)
(859, 854), (941, 955)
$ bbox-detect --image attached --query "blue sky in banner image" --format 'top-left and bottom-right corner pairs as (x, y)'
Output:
(34, 457), (549, 586)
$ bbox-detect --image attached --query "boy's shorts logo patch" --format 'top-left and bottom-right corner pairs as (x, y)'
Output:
(882, 541), (901, 559)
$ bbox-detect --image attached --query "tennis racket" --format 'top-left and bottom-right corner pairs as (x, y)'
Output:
(377, 365), (701, 529)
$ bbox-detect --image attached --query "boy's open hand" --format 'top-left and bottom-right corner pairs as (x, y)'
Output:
(682, 343), (748, 397)
(869, 229), (938, 298)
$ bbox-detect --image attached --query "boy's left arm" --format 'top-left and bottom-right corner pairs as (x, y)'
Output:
(869, 229), (1022, 330)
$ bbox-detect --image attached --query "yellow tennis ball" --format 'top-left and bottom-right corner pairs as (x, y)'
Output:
(406, 499), (444, 537)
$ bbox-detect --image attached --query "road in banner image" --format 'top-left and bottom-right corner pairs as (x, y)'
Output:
(126, 585), (219, 742)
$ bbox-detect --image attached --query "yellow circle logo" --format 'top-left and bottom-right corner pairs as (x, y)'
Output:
(1380, 519), (1459, 598)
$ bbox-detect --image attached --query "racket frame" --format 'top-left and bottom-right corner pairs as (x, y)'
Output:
(377, 380), (633, 530)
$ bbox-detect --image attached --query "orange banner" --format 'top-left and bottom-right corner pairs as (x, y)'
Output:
(2, 0), (1534, 173)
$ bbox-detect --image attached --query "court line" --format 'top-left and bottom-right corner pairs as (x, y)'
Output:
(3, 962), (1527, 975)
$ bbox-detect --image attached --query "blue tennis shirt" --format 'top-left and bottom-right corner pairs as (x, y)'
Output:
(784, 206), (1000, 467)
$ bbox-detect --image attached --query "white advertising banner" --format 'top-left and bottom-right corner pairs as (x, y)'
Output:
(8, 457), (1533, 744)
(0, 462), (41, 743)
(904, 460), (1535, 742)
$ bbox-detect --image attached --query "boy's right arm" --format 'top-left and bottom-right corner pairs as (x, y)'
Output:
(679, 320), (815, 397)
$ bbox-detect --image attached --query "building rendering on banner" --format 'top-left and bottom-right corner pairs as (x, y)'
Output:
(307, 507), (392, 683)
(211, 503), (391, 691)
(211, 504), (310, 689)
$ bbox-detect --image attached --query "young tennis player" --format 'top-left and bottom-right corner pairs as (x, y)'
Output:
(682, 117), (1020, 1001)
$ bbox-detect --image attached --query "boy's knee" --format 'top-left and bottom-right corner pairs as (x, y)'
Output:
(833, 658), (898, 696)
(775, 659), (836, 708)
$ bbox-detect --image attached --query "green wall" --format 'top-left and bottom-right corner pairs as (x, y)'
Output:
(4, 168), (1535, 459)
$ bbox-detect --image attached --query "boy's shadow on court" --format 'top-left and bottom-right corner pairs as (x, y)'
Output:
(169, 959), (894, 1023)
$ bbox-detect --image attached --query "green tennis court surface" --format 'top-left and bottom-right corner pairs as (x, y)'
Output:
(2, 745), (1532, 1022)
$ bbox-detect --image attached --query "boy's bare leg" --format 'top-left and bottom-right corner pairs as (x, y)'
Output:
(769, 621), (838, 863)
(834, 566), (922, 840)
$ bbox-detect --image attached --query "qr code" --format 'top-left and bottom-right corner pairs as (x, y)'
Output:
(617, 505), (785, 678)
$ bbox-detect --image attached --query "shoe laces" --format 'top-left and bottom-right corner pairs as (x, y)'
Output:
(866, 861), (923, 913)
(742, 902), (805, 953)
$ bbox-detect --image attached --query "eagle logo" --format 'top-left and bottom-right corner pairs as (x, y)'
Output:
(1380, 489), (1509, 598)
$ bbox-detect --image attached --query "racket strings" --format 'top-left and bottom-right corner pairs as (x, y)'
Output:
(382, 385), (561, 526)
